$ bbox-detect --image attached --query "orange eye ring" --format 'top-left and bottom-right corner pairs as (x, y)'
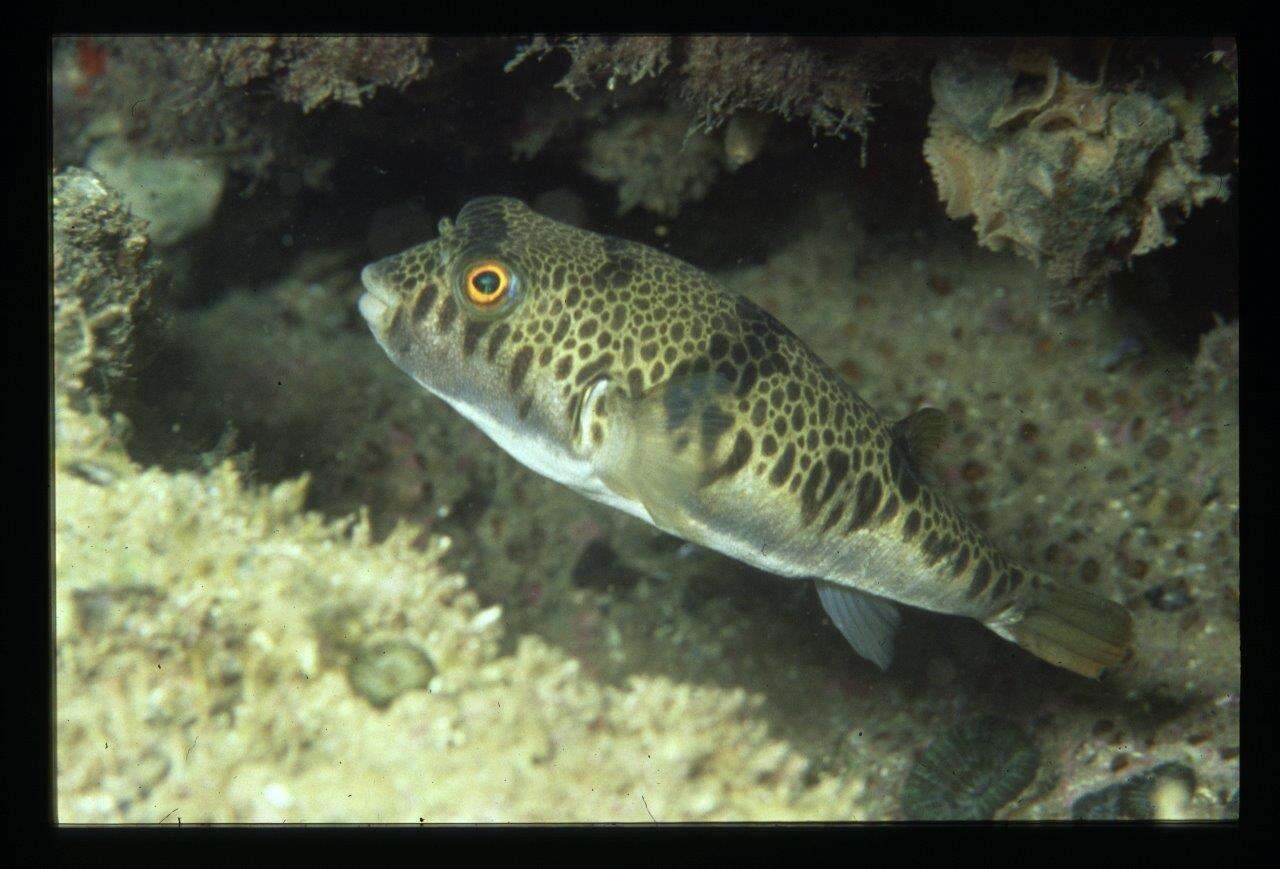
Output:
(464, 262), (512, 307)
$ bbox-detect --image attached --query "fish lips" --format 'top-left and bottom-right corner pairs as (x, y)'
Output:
(358, 252), (464, 400)
(358, 257), (398, 329)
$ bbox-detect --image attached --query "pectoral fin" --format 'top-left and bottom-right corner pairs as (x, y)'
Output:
(816, 580), (902, 670)
(586, 372), (739, 544)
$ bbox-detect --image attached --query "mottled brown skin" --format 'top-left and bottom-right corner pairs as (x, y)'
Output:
(362, 197), (1133, 674)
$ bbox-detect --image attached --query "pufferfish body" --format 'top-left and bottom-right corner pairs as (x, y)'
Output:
(358, 196), (1133, 677)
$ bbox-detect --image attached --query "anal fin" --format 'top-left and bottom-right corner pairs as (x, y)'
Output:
(815, 581), (902, 670)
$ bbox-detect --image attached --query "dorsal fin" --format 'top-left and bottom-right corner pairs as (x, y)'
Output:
(892, 407), (948, 469)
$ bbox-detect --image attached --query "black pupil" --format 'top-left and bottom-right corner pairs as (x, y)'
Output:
(473, 270), (501, 296)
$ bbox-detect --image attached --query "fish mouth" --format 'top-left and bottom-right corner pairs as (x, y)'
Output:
(358, 261), (395, 325)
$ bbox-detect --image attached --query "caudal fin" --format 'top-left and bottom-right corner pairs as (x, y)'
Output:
(1005, 582), (1133, 678)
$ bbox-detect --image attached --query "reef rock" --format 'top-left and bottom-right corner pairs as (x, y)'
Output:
(583, 108), (722, 217)
(52, 167), (164, 399)
(87, 140), (225, 248)
(924, 50), (1231, 295)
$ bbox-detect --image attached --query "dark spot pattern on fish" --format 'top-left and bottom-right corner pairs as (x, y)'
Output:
(966, 559), (994, 599)
(769, 444), (796, 488)
(509, 346), (533, 393)
(820, 501), (846, 533)
(799, 462), (827, 525)
(878, 491), (900, 524)
(699, 402), (734, 457)
(462, 319), (489, 357)
(845, 473), (882, 533)
(486, 322), (511, 362)
(437, 295), (459, 332)
(921, 530), (958, 566)
(574, 353), (615, 388)
(889, 442), (920, 503)
(902, 509), (922, 541)
(705, 430), (753, 485)
(820, 450), (850, 505)
(408, 282), (438, 324)
(993, 573), (1009, 599)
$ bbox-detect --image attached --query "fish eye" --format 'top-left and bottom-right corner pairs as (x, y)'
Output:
(463, 261), (515, 308)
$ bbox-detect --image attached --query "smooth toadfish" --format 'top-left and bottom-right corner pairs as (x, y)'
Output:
(359, 197), (1133, 677)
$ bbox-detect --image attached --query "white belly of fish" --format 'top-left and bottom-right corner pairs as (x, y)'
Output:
(423, 378), (657, 526)
(411, 373), (823, 580)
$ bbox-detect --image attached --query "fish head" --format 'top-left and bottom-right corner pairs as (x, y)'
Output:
(358, 196), (618, 489)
